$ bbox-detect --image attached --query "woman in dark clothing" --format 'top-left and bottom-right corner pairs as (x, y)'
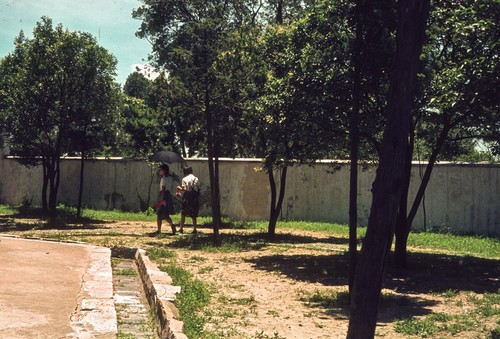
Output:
(156, 164), (175, 234)
(176, 167), (200, 234)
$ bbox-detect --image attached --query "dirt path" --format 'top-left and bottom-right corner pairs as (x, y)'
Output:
(1, 218), (498, 338)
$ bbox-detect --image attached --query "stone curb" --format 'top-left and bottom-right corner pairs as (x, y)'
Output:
(112, 246), (187, 339)
(135, 249), (187, 339)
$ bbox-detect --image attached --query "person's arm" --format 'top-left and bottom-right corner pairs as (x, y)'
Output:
(178, 178), (188, 191)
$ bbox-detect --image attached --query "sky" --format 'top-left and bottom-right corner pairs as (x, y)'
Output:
(0, 0), (153, 84)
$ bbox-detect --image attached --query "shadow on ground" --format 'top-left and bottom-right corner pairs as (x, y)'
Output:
(159, 231), (349, 252)
(246, 252), (499, 295)
(0, 214), (111, 233)
(300, 289), (438, 323)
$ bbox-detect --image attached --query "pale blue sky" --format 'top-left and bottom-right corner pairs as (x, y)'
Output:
(0, 0), (152, 84)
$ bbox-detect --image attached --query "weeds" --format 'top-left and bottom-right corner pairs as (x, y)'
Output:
(114, 268), (137, 276)
(160, 263), (211, 339)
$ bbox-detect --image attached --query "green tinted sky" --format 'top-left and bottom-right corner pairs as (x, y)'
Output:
(0, 0), (152, 84)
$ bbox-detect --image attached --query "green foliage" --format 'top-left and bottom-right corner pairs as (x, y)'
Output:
(0, 17), (119, 162)
(119, 94), (173, 158)
(133, 0), (265, 158)
(416, 0), (500, 160)
(123, 71), (151, 100)
(0, 17), (120, 215)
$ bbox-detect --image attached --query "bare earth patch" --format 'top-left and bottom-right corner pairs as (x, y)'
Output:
(1, 216), (498, 338)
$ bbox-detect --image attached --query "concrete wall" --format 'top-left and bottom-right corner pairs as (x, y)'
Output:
(0, 154), (498, 235)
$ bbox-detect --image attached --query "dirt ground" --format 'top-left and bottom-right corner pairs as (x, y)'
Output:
(1, 216), (498, 338)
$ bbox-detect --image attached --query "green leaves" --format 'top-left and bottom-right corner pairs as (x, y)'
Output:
(0, 17), (120, 163)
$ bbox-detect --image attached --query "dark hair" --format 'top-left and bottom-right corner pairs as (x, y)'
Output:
(159, 164), (170, 175)
(183, 166), (193, 176)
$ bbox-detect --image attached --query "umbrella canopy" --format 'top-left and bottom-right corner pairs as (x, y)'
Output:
(149, 150), (184, 164)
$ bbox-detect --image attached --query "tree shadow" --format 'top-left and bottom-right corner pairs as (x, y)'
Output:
(300, 290), (437, 323)
(0, 206), (112, 232)
(0, 216), (112, 233)
(173, 226), (350, 246)
(246, 251), (499, 294)
(166, 232), (268, 251)
(162, 230), (349, 252)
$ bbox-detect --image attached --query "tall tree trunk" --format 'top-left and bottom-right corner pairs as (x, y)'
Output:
(41, 160), (49, 212)
(407, 126), (448, 225)
(394, 126), (448, 266)
(205, 86), (221, 245)
(347, 1), (430, 337)
(47, 159), (58, 222)
(77, 151), (85, 218)
(180, 137), (187, 158)
(348, 0), (364, 294)
(268, 166), (288, 239)
(212, 150), (222, 244)
(276, 0), (284, 24)
(393, 133), (413, 268)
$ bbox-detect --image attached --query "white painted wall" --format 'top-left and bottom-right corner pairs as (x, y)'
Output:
(0, 154), (498, 235)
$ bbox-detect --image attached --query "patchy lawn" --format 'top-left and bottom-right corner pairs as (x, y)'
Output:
(1, 205), (499, 338)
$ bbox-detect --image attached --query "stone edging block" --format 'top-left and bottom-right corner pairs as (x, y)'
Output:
(135, 249), (188, 339)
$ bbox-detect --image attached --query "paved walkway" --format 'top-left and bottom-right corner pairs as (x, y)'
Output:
(0, 236), (117, 338)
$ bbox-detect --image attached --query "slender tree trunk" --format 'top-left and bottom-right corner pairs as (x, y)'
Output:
(276, 0), (284, 24)
(394, 134), (413, 268)
(348, 0), (364, 294)
(205, 86), (221, 245)
(347, 1), (430, 337)
(146, 163), (155, 210)
(268, 168), (277, 235)
(394, 126), (448, 266)
(180, 137), (187, 158)
(41, 160), (49, 212)
(268, 166), (288, 239)
(47, 159), (57, 222)
(212, 149), (222, 244)
(77, 151), (85, 218)
(407, 127), (448, 225)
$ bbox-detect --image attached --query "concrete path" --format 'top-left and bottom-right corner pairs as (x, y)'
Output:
(0, 236), (117, 338)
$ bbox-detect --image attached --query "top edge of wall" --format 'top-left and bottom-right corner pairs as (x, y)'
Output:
(2, 155), (499, 168)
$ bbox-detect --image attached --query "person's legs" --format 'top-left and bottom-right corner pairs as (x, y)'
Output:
(179, 214), (185, 233)
(156, 215), (162, 233)
(192, 217), (197, 233)
(166, 216), (175, 234)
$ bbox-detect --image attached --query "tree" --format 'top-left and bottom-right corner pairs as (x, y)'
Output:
(69, 84), (120, 218)
(123, 71), (151, 100)
(134, 0), (264, 244)
(393, 0), (500, 267)
(0, 17), (119, 220)
(253, 22), (340, 238)
(347, 0), (430, 337)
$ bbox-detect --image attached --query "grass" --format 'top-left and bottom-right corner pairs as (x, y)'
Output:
(395, 292), (500, 337)
(159, 263), (211, 339)
(168, 232), (268, 253)
(1, 203), (497, 259)
(395, 317), (441, 337)
(147, 248), (177, 261)
(406, 231), (500, 258)
(114, 268), (137, 276)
